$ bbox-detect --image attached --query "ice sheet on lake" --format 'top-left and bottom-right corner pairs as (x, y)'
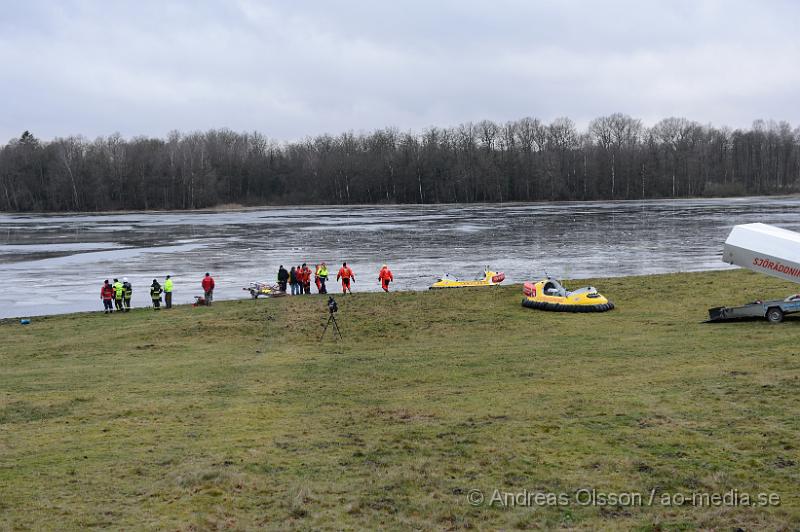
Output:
(1, 197), (800, 318)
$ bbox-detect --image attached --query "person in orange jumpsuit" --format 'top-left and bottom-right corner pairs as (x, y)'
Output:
(378, 264), (394, 292)
(300, 263), (312, 294)
(336, 262), (355, 294)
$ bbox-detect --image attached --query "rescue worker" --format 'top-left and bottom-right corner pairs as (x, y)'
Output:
(150, 279), (162, 310)
(378, 264), (394, 292)
(122, 277), (133, 311)
(296, 266), (304, 295)
(113, 278), (124, 311)
(336, 262), (355, 294)
(314, 264), (322, 293)
(201, 273), (215, 306)
(296, 264), (305, 294)
(164, 275), (173, 309)
(277, 265), (289, 293)
(289, 266), (299, 295)
(317, 262), (329, 294)
(101, 280), (114, 313)
(300, 263), (312, 294)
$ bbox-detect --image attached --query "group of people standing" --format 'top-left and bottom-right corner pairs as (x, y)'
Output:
(101, 276), (173, 313)
(276, 262), (393, 295)
(100, 278), (134, 313)
(99, 273), (216, 312)
(278, 262), (326, 295)
(98, 263), (395, 313)
(147, 276), (175, 310)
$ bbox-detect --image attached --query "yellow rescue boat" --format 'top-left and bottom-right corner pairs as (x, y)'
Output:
(521, 278), (614, 312)
(243, 281), (281, 299)
(430, 268), (505, 289)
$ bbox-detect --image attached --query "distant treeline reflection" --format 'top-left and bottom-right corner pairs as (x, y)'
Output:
(1, 115), (798, 211)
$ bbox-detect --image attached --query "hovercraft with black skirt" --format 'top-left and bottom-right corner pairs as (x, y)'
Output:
(522, 278), (614, 312)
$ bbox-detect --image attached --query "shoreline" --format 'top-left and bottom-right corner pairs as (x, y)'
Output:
(0, 268), (744, 323)
(1, 193), (799, 216)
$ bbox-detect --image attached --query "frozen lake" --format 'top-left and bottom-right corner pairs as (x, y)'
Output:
(2, 197), (800, 318)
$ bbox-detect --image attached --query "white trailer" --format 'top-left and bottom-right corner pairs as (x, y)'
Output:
(722, 223), (800, 283)
(708, 223), (800, 323)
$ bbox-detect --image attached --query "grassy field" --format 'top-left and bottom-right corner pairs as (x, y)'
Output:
(1, 269), (799, 530)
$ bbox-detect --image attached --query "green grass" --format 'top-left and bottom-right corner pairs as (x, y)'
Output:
(1, 269), (799, 530)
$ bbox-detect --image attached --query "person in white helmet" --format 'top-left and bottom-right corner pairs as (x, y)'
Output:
(122, 277), (133, 312)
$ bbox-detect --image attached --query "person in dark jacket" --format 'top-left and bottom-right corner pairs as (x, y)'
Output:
(277, 265), (289, 293)
(150, 279), (163, 310)
(289, 266), (299, 295)
(122, 278), (133, 311)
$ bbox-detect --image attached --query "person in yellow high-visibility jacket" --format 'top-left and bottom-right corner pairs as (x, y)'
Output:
(113, 278), (124, 311)
(316, 263), (329, 294)
(164, 275), (174, 309)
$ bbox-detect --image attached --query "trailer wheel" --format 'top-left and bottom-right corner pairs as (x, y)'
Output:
(766, 307), (784, 324)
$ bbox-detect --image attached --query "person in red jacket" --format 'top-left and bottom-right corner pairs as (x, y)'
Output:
(295, 264), (304, 295)
(201, 272), (215, 306)
(378, 264), (394, 292)
(300, 263), (312, 294)
(100, 280), (114, 313)
(336, 262), (355, 294)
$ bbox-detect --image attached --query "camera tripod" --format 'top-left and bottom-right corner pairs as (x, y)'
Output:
(320, 310), (343, 341)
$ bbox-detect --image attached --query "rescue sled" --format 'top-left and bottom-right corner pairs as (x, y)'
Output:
(243, 281), (280, 299)
(429, 268), (505, 289)
(521, 278), (614, 312)
(706, 223), (800, 323)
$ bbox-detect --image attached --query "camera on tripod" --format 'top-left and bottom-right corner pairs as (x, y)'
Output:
(321, 296), (342, 340)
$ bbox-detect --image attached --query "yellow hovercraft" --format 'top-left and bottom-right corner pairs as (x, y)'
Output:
(430, 268), (505, 289)
(522, 277), (614, 312)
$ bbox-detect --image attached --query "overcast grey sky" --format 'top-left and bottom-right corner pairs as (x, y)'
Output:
(1, 0), (798, 143)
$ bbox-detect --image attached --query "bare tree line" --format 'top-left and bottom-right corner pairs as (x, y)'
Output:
(1, 114), (798, 212)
